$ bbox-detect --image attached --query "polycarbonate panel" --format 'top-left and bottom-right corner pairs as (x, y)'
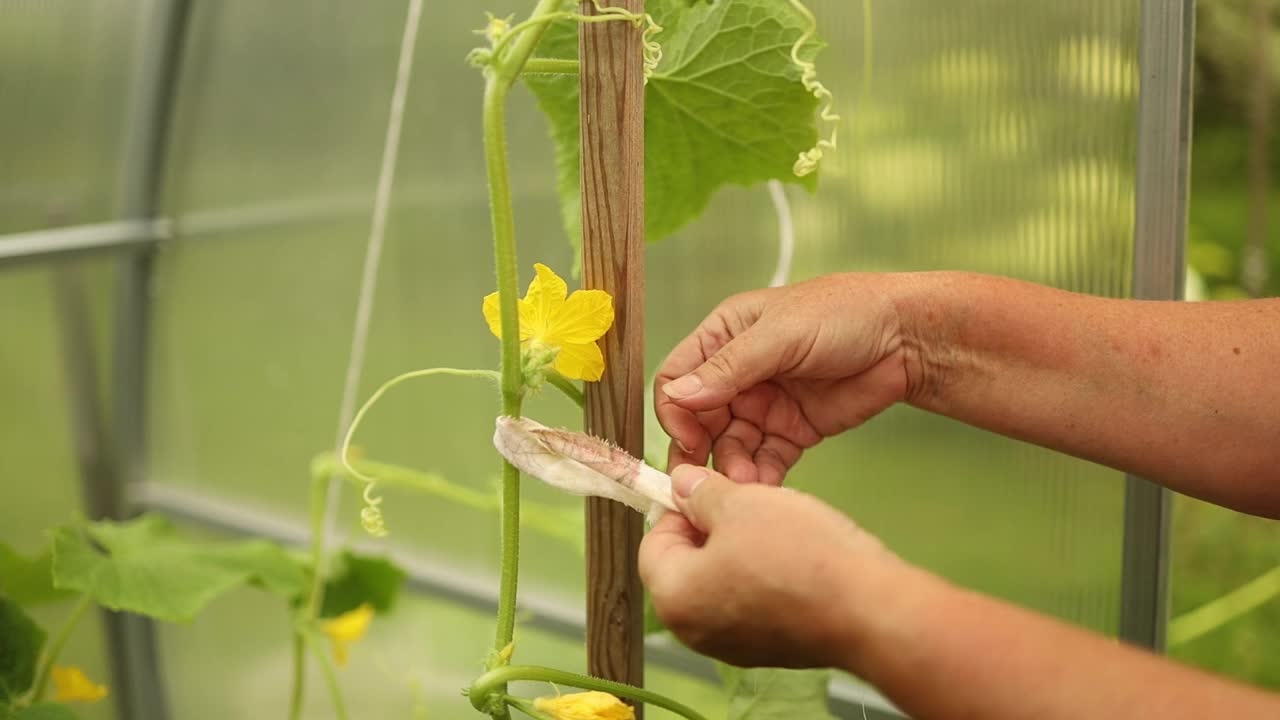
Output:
(151, 0), (590, 613)
(0, 1), (144, 235)
(649, 0), (1139, 632)
(0, 262), (118, 720)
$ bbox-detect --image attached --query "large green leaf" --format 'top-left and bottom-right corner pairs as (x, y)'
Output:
(0, 595), (45, 703)
(50, 515), (308, 623)
(720, 665), (837, 720)
(0, 704), (79, 720)
(525, 0), (822, 251)
(0, 544), (73, 607)
(319, 551), (406, 619)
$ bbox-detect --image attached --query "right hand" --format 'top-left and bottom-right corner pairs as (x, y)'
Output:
(655, 273), (911, 485)
(640, 465), (903, 669)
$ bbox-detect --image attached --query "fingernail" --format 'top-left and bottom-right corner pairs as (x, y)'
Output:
(674, 437), (693, 455)
(663, 375), (703, 400)
(672, 465), (709, 498)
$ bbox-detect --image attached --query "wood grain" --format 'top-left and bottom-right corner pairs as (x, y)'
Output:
(579, 0), (646, 710)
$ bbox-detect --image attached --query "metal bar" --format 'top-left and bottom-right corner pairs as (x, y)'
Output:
(52, 266), (119, 520)
(92, 1), (193, 719)
(131, 481), (903, 718)
(0, 220), (165, 268)
(0, 181), (481, 266)
(1119, 0), (1195, 651)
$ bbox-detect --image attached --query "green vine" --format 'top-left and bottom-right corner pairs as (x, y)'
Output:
(27, 594), (91, 704)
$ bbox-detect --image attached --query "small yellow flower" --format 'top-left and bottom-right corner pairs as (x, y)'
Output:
(51, 665), (108, 704)
(533, 691), (635, 720)
(320, 603), (374, 667)
(483, 264), (615, 382)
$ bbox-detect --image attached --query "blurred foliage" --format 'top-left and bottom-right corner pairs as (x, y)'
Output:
(0, 705), (78, 720)
(0, 597), (45, 704)
(1189, 0), (1279, 298)
(318, 550), (406, 619)
(0, 546), (73, 609)
(50, 516), (307, 623)
(1196, 0), (1279, 123)
(718, 665), (837, 720)
(1171, 0), (1280, 691)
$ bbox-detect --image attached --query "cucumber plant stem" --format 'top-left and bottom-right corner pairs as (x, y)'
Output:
(482, 0), (566, 696)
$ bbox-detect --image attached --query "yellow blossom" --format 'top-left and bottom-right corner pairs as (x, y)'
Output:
(482, 263), (615, 382)
(533, 691), (636, 720)
(320, 603), (374, 666)
(51, 665), (108, 704)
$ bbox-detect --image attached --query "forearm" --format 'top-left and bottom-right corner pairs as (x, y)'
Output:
(890, 271), (1280, 517)
(841, 560), (1280, 720)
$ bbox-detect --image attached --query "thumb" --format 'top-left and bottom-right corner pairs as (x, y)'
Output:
(661, 326), (784, 411)
(671, 465), (737, 533)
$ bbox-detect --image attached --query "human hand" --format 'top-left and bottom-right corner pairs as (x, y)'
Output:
(656, 273), (910, 485)
(639, 465), (903, 669)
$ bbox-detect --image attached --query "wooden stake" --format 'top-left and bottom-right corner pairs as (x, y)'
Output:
(579, 0), (645, 709)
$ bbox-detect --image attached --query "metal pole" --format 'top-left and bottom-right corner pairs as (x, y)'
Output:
(1119, 0), (1195, 650)
(92, 0), (192, 717)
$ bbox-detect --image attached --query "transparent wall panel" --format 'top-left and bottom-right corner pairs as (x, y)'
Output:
(152, 1), (591, 615)
(646, 0), (1139, 633)
(0, 262), (119, 720)
(0, 1), (143, 234)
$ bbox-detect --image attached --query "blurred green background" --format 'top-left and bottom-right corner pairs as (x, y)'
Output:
(0, 1), (1276, 718)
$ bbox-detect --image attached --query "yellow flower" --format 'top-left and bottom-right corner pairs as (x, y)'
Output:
(533, 691), (636, 720)
(51, 665), (108, 704)
(320, 603), (374, 666)
(482, 263), (615, 382)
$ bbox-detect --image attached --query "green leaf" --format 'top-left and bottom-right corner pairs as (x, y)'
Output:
(0, 595), (46, 703)
(0, 703), (79, 720)
(525, 0), (822, 251)
(720, 665), (837, 720)
(50, 515), (308, 623)
(0, 544), (74, 607)
(318, 551), (407, 619)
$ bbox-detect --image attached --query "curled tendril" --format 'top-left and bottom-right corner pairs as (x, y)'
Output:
(337, 367), (500, 539)
(360, 483), (389, 537)
(788, 0), (839, 177)
(477, 2), (662, 81)
(584, 1), (662, 81)
(640, 13), (663, 81)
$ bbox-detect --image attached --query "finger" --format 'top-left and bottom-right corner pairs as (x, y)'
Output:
(711, 418), (763, 484)
(661, 325), (791, 412)
(656, 395), (711, 466)
(659, 407), (711, 467)
(666, 440), (694, 473)
(754, 434), (804, 487)
(638, 513), (702, 587)
(655, 293), (769, 454)
(654, 305), (743, 445)
(670, 465), (737, 533)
